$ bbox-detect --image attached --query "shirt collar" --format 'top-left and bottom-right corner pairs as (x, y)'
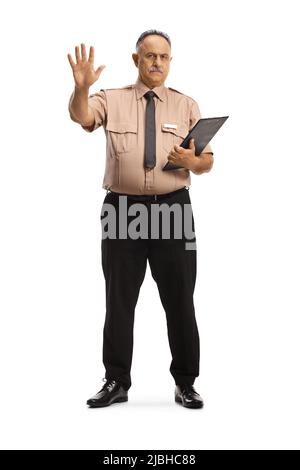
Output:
(134, 76), (167, 102)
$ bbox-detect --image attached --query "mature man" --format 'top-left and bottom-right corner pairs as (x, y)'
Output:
(68, 29), (213, 409)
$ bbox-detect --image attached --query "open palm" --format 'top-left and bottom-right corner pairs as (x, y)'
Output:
(67, 43), (106, 89)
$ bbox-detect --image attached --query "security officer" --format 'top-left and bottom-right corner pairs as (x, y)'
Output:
(68, 29), (214, 409)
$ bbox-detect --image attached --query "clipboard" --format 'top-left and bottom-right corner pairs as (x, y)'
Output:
(162, 116), (229, 171)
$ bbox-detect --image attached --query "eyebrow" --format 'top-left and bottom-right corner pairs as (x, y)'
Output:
(145, 52), (170, 56)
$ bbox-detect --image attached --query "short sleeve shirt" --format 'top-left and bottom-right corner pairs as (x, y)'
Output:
(69, 77), (213, 195)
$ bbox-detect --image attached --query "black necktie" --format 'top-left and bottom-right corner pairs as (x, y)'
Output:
(144, 90), (157, 169)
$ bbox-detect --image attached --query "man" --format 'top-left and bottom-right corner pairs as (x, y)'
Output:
(68, 30), (214, 409)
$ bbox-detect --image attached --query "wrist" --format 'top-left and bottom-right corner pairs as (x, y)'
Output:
(74, 85), (90, 94)
(188, 155), (200, 173)
(191, 154), (214, 174)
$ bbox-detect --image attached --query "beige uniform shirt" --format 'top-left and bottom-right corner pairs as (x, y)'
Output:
(68, 77), (213, 195)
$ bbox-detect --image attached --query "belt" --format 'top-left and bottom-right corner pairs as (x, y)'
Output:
(107, 186), (188, 202)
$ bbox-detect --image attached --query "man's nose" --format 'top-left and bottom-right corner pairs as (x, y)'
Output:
(153, 56), (162, 67)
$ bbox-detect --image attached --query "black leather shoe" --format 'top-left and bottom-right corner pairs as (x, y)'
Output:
(175, 384), (204, 409)
(87, 379), (128, 408)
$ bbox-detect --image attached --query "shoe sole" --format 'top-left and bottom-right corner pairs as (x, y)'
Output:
(175, 395), (204, 409)
(87, 396), (128, 408)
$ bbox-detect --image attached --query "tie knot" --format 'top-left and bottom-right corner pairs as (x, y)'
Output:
(144, 90), (156, 100)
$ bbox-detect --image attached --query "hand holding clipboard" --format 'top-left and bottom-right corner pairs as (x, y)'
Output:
(163, 116), (229, 171)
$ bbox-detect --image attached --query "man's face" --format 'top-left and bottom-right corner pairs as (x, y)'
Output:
(132, 35), (172, 88)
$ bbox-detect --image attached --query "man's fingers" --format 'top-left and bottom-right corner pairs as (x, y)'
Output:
(70, 44), (104, 77)
(67, 53), (75, 68)
(171, 147), (181, 156)
(88, 46), (94, 64)
(81, 43), (87, 61)
(75, 45), (81, 63)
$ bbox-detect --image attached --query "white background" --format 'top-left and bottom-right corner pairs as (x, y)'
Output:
(0, 0), (299, 450)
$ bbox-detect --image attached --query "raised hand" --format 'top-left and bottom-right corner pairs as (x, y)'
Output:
(67, 43), (106, 89)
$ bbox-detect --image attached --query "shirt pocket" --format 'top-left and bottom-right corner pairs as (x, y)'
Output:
(106, 121), (138, 155)
(161, 122), (189, 153)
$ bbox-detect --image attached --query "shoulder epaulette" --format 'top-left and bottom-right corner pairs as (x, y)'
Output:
(168, 86), (196, 102)
(168, 86), (184, 95)
(101, 84), (134, 91)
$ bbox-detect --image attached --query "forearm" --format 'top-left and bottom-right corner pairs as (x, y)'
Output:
(69, 86), (94, 126)
(190, 153), (214, 175)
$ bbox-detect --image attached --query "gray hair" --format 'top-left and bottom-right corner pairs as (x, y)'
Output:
(136, 30), (171, 51)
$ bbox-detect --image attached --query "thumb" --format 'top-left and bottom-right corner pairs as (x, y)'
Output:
(95, 64), (106, 75)
(189, 138), (195, 149)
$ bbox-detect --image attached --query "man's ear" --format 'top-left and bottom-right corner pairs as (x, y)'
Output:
(132, 53), (138, 67)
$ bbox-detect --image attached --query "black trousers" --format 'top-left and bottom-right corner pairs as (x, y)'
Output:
(100, 187), (200, 391)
